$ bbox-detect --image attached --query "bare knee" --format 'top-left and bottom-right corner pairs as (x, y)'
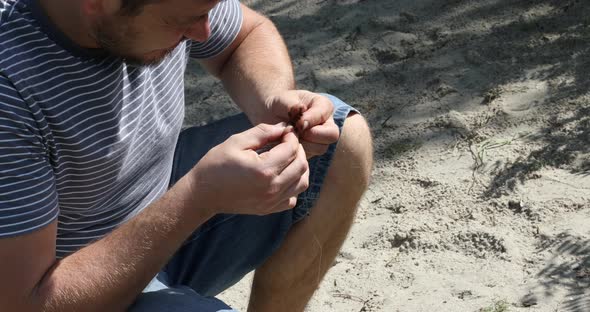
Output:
(330, 113), (373, 192)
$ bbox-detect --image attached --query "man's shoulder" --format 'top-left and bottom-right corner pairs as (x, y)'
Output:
(0, 0), (30, 40)
(0, 0), (28, 27)
(0, 0), (78, 101)
(0, 0), (29, 111)
(0, 0), (46, 69)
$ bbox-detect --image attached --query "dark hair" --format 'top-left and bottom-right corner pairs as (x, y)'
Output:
(120, 0), (160, 15)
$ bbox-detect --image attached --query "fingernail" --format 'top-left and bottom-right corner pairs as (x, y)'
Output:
(277, 121), (287, 127)
(302, 120), (309, 132)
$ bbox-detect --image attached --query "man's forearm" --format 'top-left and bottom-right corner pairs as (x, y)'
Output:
(220, 16), (295, 125)
(33, 175), (212, 312)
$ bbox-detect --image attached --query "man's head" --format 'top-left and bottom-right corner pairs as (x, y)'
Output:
(85, 0), (219, 65)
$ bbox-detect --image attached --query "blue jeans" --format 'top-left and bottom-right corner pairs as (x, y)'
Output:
(128, 95), (357, 311)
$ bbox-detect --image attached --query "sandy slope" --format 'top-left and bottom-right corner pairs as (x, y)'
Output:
(183, 0), (590, 311)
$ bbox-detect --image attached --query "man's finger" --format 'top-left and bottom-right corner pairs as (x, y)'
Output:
(296, 94), (334, 132)
(266, 196), (298, 215)
(301, 141), (329, 159)
(300, 118), (340, 145)
(258, 131), (300, 174)
(267, 91), (304, 119)
(272, 143), (308, 188)
(280, 154), (310, 197)
(232, 122), (288, 150)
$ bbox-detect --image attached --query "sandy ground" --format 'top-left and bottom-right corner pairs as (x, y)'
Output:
(183, 0), (590, 311)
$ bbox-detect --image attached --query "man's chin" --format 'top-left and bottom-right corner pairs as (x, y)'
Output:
(117, 49), (173, 67)
(93, 22), (179, 66)
(125, 54), (167, 67)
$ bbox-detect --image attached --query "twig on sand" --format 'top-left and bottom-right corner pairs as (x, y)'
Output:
(332, 291), (366, 303)
(381, 114), (394, 128)
(471, 139), (515, 171)
(467, 135), (524, 194)
(332, 292), (373, 312)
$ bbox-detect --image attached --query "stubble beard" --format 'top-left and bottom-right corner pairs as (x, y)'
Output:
(92, 18), (173, 66)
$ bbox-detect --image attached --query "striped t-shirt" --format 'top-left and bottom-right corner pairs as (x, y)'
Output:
(0, 0), (242, 258)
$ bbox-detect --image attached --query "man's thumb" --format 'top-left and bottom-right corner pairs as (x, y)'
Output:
(233, 122), (288, 150)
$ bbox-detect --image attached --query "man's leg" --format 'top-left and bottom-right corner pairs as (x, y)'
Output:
(136, 95), (370, 311)
(248, 111), (373, 311)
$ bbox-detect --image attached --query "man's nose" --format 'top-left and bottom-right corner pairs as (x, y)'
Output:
(184, 16), (211, 42)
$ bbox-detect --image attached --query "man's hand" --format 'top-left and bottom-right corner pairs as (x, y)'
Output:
(265, 90), (340, 159)
(190, 122), (310, 216)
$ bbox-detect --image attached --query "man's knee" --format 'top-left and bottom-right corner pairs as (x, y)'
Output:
(330, 113), (373, 191)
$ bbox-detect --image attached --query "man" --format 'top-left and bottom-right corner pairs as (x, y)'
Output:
(0, 0), (372, 311)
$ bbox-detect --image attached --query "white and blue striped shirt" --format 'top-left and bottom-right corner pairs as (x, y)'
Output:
(0, 0), (242, 258)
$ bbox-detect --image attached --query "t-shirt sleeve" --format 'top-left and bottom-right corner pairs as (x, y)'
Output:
(189, 0), (243, 59)
(0, 76), (59, 238)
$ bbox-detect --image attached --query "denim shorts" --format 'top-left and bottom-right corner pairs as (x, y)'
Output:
(128, 95), (357, 312)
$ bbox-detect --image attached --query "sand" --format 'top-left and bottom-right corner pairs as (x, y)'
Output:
(183, 0), (590, 311)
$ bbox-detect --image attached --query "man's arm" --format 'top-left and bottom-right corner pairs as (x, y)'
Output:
(0, 174), (211, 312)
(199, 4), (341, 160)
(199, 3), (295, 125)
(0, 122), (305, 312)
